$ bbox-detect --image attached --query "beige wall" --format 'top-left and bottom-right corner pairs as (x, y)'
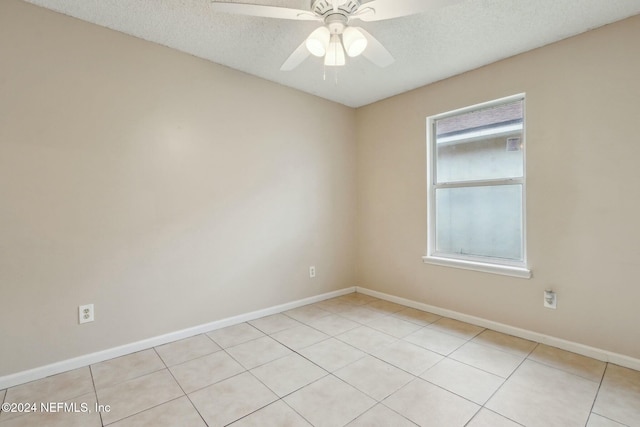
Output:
(356, 15), (640, 359)
(0, 0), (356, 376)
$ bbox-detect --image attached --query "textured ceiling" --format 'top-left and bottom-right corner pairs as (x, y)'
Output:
(22, 0), (640, 107)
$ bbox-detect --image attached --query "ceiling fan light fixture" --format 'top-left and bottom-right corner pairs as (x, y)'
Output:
(324, 34), (346, 66)
(305, 26), (330, 57)
(342, 27), (368, 57)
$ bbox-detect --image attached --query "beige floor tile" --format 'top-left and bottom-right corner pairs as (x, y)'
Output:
(471, 330), (537, 357)
(108, 396), (206, 427)
(335, 356), (414, 401)
(428, 318), (484, 340)
(486, 360), (599, 427)
(284, 375), (376, 427)
(366, 316), (423, 338)
(271, 324), (330, 350)
(335, 293), (379, 305)
(225, 336), (292, 369)
(0, 389), (5, 403)
(0, 392), (101, 427)
(1, 367), (94, 422)
(91, 349), (165, 389)
(592, 364), (640, 426)
(336, 326), (397, 354)
(421, 358), (504, 405)
(339, 306), (388, 324)
(228, 400), (312, 427)
(528, 344), (606, 382)
(96, 369), (184, 425)
(586, 413), (627, 427)
(449, 342), (524, 378)
(312, 299), (357, 313)
(346, 403), (418, 427)
(189, 372), (277, 427)
(392, 307), (441, 326)
(155, 334), (221, 367)
(404, 327), (467, 355)
(284, 305), (332, 323)
(249, 314), (301, 335)
(206, 323), (264, 348)
(373, 340), (443, 375)
(466, 408), (522, 427)
(169, 351), (245, 393)
(366, 300), (406, 314)
(383, 378), (480, 426)
(306, 314), (360, 336)
(250, 353), (328, 397)
(299, 338), (366, 372)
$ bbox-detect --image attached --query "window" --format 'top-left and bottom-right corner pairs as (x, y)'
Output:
(424, 94), (530, 278)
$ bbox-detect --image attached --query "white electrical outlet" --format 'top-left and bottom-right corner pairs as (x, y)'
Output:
(309, 266), (316, 278)
(543, 290), (557, 309)
(79, 304), (94, 324)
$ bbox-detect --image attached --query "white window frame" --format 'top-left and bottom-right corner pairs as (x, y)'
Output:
(423, 94), (531, 279)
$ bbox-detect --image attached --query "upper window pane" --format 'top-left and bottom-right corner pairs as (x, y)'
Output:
(435, 99), (524, 183)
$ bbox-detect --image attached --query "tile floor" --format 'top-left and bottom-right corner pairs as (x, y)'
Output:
(1, 292), (639, 427)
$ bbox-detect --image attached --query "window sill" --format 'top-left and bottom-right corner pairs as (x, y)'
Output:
(422, 255), (532, 279)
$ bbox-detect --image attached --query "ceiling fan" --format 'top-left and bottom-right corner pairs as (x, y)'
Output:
(210, 0), (460, 71)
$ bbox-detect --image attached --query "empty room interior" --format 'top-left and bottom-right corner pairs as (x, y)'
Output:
(1, 0), (639, 426)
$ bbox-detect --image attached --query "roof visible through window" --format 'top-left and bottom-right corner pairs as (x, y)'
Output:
(436, 100), (523, 138)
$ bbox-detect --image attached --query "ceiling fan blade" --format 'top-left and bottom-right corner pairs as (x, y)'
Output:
(355, 0), (462, 22)
(210, 1), (320, 21)
(280, 40), (311, 71)
(358, 28), (394, 68)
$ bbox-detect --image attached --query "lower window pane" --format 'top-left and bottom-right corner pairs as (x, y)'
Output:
(435, 185), (522, 261)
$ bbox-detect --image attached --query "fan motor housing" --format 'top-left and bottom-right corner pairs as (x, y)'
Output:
(311, 0), (361, 17)
(325, 13), (348, 33)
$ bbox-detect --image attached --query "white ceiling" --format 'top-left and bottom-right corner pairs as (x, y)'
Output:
(23, 0), (640, 107)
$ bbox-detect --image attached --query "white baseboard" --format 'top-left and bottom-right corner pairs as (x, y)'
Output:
(0, 287), (355, 390)
(356, 286), (640, 372)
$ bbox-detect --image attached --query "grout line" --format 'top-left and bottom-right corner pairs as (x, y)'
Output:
(465, 332), (538, 359)
(523, 358), (604, 384)
(325, 373), (377, 421)
(178, 369), (249, 397)
(469, 344), (533, 427)
(152, 347), (169, 371)
(91, 351), (166, 392)
(221, 395), (279, 426)
(161, 359), (210, 427)
(584, 362), (609, 427)
(463, 407), (526, 427)
(280, 398), (317, 427)
(87, 364), (105, 427)
(100, 396), (187, 427)
(247, 355), (330, 400)
(479, 345), (529, 402)
(377, 400), (422, 427)
(206, 323), (267, 350)
(587, 411), (631, 427)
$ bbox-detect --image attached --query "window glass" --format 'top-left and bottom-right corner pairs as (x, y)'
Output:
(435, 100), (524, 183)
(435, 185), (522, 261)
